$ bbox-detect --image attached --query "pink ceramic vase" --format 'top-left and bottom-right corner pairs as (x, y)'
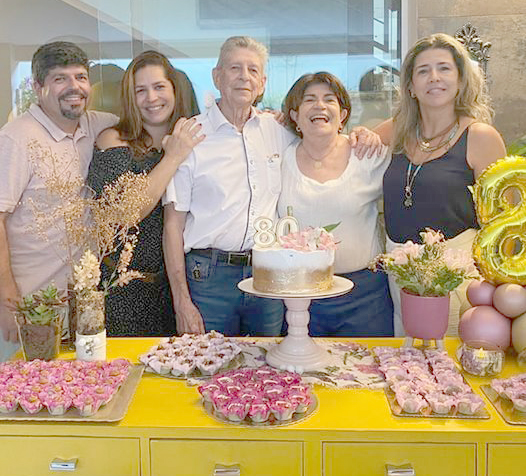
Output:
(400, 289), (450, 340)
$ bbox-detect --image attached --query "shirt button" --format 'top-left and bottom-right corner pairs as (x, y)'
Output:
(252, 184), (256, 190)
(250, 160), (254, 165)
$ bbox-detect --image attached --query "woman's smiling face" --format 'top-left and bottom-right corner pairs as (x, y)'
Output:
(411, 47), (460, 109)
(291, 82), (347, 138)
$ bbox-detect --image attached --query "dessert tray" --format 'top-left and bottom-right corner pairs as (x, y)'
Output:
(374, 346), (490, 419)
(198, 367), (318, 427)
(139, 331), (244, 380)
(0, 360), (143, 422)
(481, 373), (526, 425)
(202, 395), (318, 427)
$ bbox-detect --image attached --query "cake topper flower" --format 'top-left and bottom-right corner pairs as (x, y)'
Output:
(370, 228), (477, 297)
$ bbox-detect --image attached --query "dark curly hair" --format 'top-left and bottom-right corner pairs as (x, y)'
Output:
(32, 41), (89, 85)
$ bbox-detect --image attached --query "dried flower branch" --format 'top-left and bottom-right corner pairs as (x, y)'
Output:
(26, 140), (152, 334)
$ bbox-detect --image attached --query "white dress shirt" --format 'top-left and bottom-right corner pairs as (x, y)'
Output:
(278, 140), (390, 274)
(164, 101), (293, 252)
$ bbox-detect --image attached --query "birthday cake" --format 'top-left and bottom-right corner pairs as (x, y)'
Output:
(252, 217), (336, 294)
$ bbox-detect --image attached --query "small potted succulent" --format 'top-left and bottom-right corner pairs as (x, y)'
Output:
(13, 283), (68, 360)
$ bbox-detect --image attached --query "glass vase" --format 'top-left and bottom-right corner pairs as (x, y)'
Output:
(15, 306), (67, 361)
(75, 290), (106, 361)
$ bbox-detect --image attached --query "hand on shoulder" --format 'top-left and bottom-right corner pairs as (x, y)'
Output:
(373, 118), (394, 147)
(95, 127), (128, 150)
(467, 122), (507, 178)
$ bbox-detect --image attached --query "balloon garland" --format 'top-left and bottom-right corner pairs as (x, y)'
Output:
(460, 156), (526, 364)
(472, 155), (526, 285)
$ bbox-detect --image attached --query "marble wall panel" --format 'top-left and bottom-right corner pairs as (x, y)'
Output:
(418, 0), (526, 18)
(417, 14), (526, 144)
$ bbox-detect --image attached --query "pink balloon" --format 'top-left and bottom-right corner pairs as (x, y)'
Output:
(466, 280), (496, 307)
(493, 283), (526, 318)
(459, 305), (511, 350)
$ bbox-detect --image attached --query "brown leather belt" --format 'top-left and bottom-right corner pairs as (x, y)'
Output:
(190, 248), (252, 266)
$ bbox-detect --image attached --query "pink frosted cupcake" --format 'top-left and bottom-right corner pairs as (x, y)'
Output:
(19, 393), (43, 414)
(73, 394), (103, 417)
(92, 385), (115, 405)
(425, 393), (455, 415)
(396, 392), (428, 414)
(457, 394), (485, 415)
(198, 382), (222, 402)
(223, 400), (249, 422)
(248, 400), (271, 423)
(288, 392), (312, 413)
(270, 399), (297, 421)
(41, 392), (72, 416)
(0, 392), (18, 413)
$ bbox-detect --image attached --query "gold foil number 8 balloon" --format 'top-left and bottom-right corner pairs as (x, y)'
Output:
(473, 156), (526, 285)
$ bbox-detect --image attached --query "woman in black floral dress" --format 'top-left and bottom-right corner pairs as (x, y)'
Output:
(87, 51), (203, 336)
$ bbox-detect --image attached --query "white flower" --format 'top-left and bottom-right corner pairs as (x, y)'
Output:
(115, 270), (144, 287)
(399, 241), (423, 260)
(420, 228), (444, 246)
(73, 249), (101, 291)
(443, 248), (476, 274)
(390, 248), (409, 265)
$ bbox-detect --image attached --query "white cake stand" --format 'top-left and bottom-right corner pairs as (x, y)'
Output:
(238, 276), (354, 372)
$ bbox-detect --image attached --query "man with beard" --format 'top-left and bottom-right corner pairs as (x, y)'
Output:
(0, 42), (117, 359)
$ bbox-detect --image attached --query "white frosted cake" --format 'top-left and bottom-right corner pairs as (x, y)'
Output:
(251, 216), (337, 294)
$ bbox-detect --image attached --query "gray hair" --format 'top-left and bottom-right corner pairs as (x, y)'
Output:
(216, 36), (268, 71)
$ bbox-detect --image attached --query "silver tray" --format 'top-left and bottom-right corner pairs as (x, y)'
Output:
(202, 394), (318, 427)
(0, 364), (144, 423)
(481, 384), (526, 425)
(385, 387), (490, 420)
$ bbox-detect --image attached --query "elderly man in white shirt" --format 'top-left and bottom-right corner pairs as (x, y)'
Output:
(163, 36), (380, 337)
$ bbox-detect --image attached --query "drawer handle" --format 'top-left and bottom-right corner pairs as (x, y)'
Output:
(214, 463), (240, 476)
(385, 463), (415, 476)
(49, 458), (78, 471)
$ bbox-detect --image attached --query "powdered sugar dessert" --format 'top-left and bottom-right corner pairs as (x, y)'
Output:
(139, 331), (242, 378)
(252, 216), (337, 294)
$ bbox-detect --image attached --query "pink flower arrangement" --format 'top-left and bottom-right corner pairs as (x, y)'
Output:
(280, 227), (338, 252)
(370, 228), (477, 297)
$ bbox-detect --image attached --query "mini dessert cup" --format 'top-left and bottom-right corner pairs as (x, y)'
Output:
(248, 401), (271, 423)
(457, 343), (504, 377)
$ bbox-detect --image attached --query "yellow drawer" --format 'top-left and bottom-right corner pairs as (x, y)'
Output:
(150, 439), (302, 476)
(0, 436), (139, 476)
(488, 443), (526, 476)
(324, 442), (476, 476)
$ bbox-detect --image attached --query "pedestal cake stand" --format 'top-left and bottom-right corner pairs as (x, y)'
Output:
(238, 276), (354, 372)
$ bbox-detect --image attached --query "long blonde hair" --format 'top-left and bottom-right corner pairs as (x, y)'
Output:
(392, 33), (493, 154)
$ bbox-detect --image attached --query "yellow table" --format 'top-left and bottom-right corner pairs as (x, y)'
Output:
(1, 337), (525, 476)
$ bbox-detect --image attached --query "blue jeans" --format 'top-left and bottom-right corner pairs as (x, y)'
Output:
(185, 251), (284, 337)
(309, 268), (394, 337)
